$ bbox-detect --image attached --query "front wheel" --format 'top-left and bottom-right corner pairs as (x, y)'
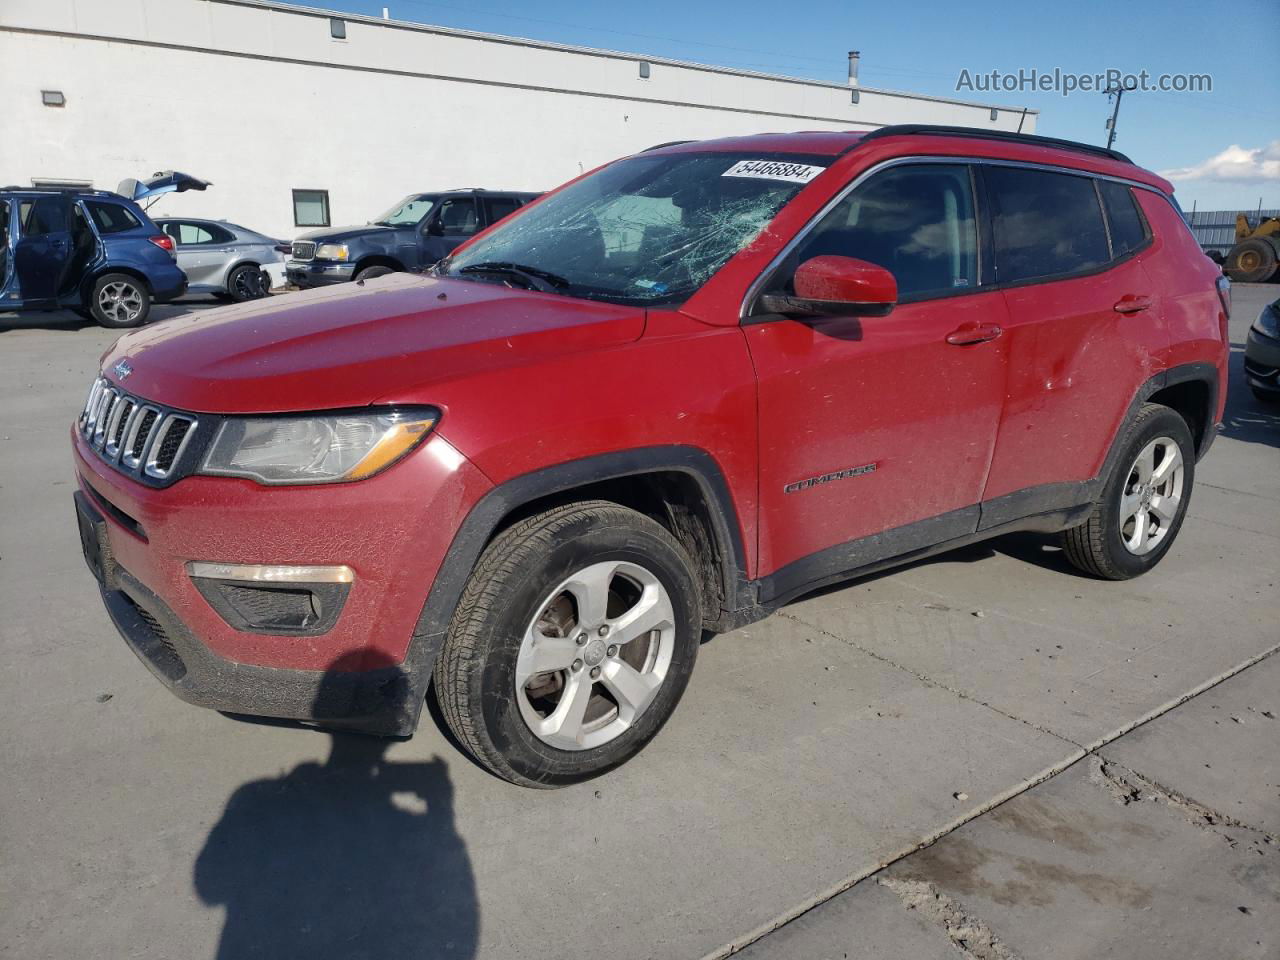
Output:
(1062, 403), (1195, 580)
(89, 273), (151, 328)
(433, 501), (702, 788)
(354, 264), (395, 283)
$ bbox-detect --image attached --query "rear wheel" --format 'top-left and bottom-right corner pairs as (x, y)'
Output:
(227, 264), (269, 302)
(1226, 238), (1279, 283)
(89, 273), (151, 328)
(1062, 403), (1195, 580)
(433, 501), (701, 787)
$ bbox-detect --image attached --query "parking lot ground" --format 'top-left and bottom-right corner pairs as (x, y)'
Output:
(1, 286), (1277, 960)
(748, 655), (1278, 960)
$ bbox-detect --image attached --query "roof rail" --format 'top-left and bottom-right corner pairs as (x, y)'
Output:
(642, 140), (695, 152)
(0, 185), (117, 196)
(856, 125), (1132, 164)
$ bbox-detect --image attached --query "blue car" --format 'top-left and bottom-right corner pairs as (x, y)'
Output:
(0, 177), (191, 327)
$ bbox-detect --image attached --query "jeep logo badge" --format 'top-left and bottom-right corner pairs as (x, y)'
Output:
(113, 359), (134, 381)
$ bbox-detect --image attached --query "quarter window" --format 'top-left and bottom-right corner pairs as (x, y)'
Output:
(1097, 179), (1147, 259)
(84, 201), (141, 234)
(483, 196), (521, 225)
(792, 164), (978, 300)
(986, 166), (1109, 283)
(292, 189), (330, 228)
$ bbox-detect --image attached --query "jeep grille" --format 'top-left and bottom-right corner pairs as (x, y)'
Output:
(78, 378), (198, 484)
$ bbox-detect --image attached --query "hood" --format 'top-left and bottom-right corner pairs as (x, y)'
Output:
(99, 273), (646, 414)
(117, 171), (211, 202)
(295, 224), (408, 243)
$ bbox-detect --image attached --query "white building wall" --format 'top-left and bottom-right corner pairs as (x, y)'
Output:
(0, 0), (1037, 239)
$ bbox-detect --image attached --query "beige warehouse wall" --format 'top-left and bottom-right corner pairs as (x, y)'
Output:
(0, 0), (1036, 239)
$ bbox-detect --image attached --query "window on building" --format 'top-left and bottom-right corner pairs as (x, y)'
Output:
(483, 196), (521, 226)
(792, 164), (978, 300)
(293, 189), (331, 227)
(1097, 179), (1148, 260)
(986, 166), (1109, 283)
(330, 17), (346, 39)
(84, 201), (141, 234)
(639, 61), (651, 79)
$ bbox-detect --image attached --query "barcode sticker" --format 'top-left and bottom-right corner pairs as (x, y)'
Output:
(722, 160), (826, 183)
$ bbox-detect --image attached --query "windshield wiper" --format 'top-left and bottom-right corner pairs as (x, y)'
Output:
(456, 261), (570, 294)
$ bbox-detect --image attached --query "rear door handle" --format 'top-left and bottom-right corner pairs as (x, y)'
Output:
(1114, 295), (1153, 314)
(946, 322), (1003, 346)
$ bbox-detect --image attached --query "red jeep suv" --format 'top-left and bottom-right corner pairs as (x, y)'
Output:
(72, 126), (1229, 787)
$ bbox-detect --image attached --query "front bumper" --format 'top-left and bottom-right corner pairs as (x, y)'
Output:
(1244, 327), (1280, 395)
(286, 259), (356, 288)
(72, 427), (492, 733)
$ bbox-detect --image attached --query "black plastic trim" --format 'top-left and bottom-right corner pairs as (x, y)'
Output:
(856, 124), (1133, 164)
(407, 445), (752, 653)
(191, 577), (351, 636)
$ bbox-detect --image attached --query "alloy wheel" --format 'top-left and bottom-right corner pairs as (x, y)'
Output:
(1118, 435), (1184, 555)
(98, 281), (144, 325)
(515, 560), (675, 751)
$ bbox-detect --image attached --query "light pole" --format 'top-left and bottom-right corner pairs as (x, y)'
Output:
(1104, 79), (1137, 151)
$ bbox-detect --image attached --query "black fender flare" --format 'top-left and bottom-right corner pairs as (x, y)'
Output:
(400, 445), (751, 707)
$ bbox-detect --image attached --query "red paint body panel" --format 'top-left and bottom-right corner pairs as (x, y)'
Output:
(747, 293), (1009, 573)
(75, 429), (492, 670)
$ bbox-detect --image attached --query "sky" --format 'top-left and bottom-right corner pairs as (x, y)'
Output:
(320, 0), (1280, 213)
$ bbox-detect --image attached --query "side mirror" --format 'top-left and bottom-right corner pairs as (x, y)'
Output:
(425, 219), (444, 237)
(760, 256), (898, 318)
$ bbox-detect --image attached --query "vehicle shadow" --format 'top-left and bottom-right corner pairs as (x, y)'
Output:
(194, 652), (479, 960)
(1220, 342), (1280, 449)
(0, 298), (227, 333)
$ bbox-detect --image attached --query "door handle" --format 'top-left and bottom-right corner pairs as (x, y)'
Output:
(1114, 295), (1153, 314)
(946, 322), (1003, 346)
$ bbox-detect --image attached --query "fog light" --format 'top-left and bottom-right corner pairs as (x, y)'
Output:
(187, 562), (353, 635)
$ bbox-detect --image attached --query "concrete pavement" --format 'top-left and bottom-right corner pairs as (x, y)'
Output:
(1, 286), (1277, 960)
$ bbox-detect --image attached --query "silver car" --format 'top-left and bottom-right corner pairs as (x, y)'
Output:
(155, 218), (288, 301)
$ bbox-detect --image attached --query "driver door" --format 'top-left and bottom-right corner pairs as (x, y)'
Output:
(744, 163), (1010, 587)
(13, 196), (73, 306)
(421, 197), (480, 265)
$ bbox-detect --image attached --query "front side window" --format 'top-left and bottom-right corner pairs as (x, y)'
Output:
(84, 200), (141, 234)
(373, 195), (438, 227)
(790, 163), (978, 300)
(433, 198), (479, 236)
(293, 189), (330, 228)
(1097, 179), (1148, 259)
(987, 166), (1109, 284)
(445, 151), (827, 306)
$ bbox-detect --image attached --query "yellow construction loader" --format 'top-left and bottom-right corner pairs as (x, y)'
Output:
(1224, 213), (1280, 283)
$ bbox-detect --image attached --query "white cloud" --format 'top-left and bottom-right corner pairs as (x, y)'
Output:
(1160, 141), (1280, 182)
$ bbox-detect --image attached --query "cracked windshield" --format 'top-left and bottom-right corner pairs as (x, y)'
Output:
(442, 153), (828, 305)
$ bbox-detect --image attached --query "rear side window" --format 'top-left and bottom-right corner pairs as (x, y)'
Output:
(793, 163), (979, 299)
(986, 167), (1109, 283)
(483, 196), (521, 225)
(84, 200), (141, 234)
(1097, 180), (1148, 259)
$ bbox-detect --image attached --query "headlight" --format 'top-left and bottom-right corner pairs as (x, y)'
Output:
(1253, 301), (1280, 338)
(315, 243), (349, 261)
(200, 408), (438, 485)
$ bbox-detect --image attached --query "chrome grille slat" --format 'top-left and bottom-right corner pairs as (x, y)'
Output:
(78, 377), (198, 485)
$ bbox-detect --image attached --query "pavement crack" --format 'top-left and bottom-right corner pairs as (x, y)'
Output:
(1087, 755), (1278, 851)
(879, 877), (1022, 960)
(779, 611), (1083, 748)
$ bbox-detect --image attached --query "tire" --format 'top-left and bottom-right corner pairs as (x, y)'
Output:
(1251, 385), (1280, 405)
(1062, 403), (1195, 580)
(355, 264), (395, 283)
(1225, 238), (1279, 283)
(226, 264), (269, 302)
(89, 273), (151, 328)
(433, 500), (702, 788)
